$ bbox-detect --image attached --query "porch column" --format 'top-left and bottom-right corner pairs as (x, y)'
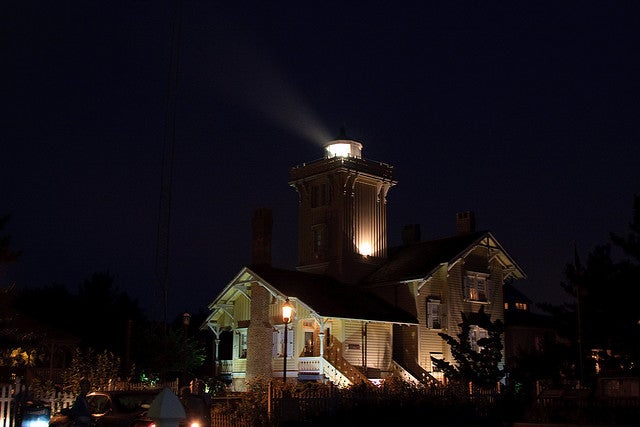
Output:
(318, 331), (325, 378)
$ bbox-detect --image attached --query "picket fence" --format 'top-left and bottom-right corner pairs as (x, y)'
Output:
(0, 379), (179, 427)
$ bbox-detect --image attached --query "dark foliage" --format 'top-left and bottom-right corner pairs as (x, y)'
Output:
(540, 194), (640, 384)
(431, 305), (505, 387)
(10, 271), (207, 383)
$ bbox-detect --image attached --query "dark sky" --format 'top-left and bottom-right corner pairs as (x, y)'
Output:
(3, 1), (639, 320)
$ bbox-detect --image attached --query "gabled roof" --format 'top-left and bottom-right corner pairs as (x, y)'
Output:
(204, 231), (525, 329)
(504, 282), (533, 307)
(204, 265), (418, 327)
(363, 231), (526, 285)
(250, 265), (417, 324)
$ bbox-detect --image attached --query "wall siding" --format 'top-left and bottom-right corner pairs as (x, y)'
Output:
(419, 265), (449, 369)
(343, 320), (392, 371)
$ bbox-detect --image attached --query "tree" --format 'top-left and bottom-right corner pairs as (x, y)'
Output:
(541, 194), (640, 384)
(61, 347), (121, 392)
(133, 322), (206, 383)
(431, 306), (505, 387)
(0, 214), (21, 276)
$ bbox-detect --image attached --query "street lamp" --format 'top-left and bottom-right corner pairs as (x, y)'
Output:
(282, 298), (293, 383)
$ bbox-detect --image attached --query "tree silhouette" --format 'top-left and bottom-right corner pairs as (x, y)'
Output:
(0, 214), (21, 284)
(540, 194), (640, 383)
(431, 305), (504, 387)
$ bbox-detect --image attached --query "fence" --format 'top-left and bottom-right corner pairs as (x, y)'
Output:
(0, 381), (75, 427)
(0, 378), (179, 427)
(264, 381), (504, 426)
(0, 382), (20, 427)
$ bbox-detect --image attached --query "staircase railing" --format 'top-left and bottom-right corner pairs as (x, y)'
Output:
(323, 339), (371, 386)
(391, 360), (442, 388)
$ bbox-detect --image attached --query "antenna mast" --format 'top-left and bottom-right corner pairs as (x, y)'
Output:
(155, 0), (182, 325)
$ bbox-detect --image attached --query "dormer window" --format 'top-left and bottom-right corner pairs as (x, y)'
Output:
(463, 271), (490, 303)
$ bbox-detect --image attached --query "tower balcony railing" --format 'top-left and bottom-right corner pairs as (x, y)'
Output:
(290, 156), (395, 181)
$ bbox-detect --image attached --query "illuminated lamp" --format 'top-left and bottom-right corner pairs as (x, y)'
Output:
(359, 242), (372, 257)
(282, 298), (293, 382)
(324, 140), (363, 159)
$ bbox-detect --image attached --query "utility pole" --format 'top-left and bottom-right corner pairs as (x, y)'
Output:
(155, 0), (182, 326)
(573, 241), (585, 387)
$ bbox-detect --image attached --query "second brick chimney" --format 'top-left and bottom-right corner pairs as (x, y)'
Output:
(456, 211), (476, 235)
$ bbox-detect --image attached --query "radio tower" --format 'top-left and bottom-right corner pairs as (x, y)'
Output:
(155, 0), (182, 325)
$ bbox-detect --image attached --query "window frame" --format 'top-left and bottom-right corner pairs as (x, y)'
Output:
(312, 224), (328, 258)
(469, 325), (488, 353)
(237, 328), (248, 359)
(273, 324), (293, 358)
(426, 298), (442, 330)
(463, 271), (490, 303)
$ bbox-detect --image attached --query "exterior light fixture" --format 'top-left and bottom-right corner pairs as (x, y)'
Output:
(282, 298), (293, 382)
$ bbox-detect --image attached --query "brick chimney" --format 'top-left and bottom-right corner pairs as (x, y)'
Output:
(251, 207), (272, 266)
(456, 211), (476, 235)
(402, 224), (421, 245)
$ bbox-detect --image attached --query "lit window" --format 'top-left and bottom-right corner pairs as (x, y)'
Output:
(464, 272), (490, 302)
(304, 331), (315, 356)
(237, 329), (247, 359)
(515, 302), (528, 311)
(427, 299), (442, 329)
(469, 325), (488, 352)
(430, 352), (444, 373)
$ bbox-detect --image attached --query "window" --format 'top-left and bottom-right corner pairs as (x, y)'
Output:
(430, 352), (444, 372)
(464, 272), (490, 302)
(469, 325), (488, 352)
(311, 183), (331, 208)
(303, 331), (315, 356)
(312, 224), (328, 258)
(237, 329), (247, 359)
(273, 325), (293, 358)
(427, 299), (441, 329)
(515, 302), (528, 311)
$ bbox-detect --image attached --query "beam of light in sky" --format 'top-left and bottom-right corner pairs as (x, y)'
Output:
(202, 29), (333, 147)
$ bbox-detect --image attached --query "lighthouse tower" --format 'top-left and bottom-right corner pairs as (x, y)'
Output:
(289, 129), (396, 283)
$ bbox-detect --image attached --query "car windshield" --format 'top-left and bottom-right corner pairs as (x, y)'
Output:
(86, 392), (159, 415)
(87, 395), (111, 415)
(112, 393), (159, 413)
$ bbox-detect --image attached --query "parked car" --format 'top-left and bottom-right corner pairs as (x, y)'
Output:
(49, 389), (208, 427)
(49, 389), (160, 427)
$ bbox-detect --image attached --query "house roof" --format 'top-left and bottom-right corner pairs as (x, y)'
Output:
(248, 265), (418, 324)
(363, 230), (526, 284)
(504, 283), (533, 307)
(204, 230), (525, 330)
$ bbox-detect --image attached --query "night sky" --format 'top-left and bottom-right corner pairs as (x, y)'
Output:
(3, 1), (639, 320)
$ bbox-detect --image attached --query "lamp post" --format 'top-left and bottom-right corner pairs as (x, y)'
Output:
(282, 298), (293, 383)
